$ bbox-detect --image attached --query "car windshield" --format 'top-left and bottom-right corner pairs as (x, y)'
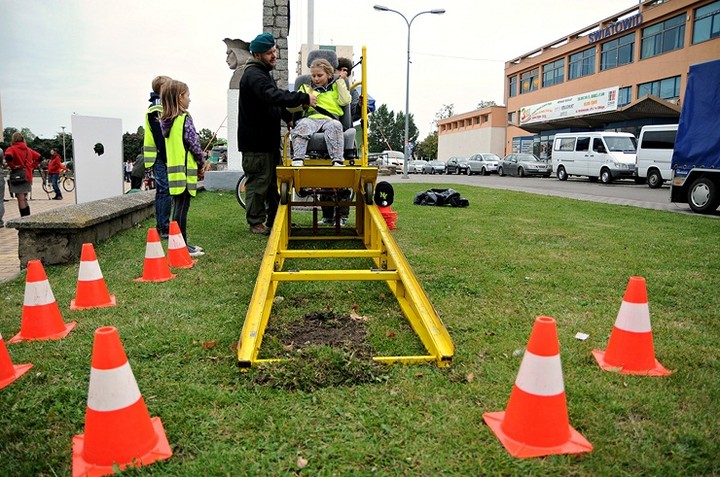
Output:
(517, 154), (541, 162)
(484, 154), (500, 161)
(605, 136), (637, 153)
(431, 161), (443, 165)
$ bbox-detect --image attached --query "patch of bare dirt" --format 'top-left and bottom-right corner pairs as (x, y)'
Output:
(275, 310), (372, 357)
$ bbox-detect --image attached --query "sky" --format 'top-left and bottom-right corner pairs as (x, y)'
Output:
(0, 0), (638, 143)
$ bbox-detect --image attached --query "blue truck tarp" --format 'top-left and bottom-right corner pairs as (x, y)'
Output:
(671, 59), (720, 171)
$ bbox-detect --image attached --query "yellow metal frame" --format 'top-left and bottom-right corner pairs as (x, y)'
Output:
(237, 47), (454, 369)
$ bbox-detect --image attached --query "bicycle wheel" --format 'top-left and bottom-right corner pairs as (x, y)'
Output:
(235, 173), (247, 209)
(40, 171), (52, 193)
(63, 176), (75, 192)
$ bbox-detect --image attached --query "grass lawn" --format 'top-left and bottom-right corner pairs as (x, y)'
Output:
(1, 183), (719, 476)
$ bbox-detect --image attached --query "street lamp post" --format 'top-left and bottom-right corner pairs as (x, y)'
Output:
(374, 4), (445, 178)
(60, 126), (67, 162)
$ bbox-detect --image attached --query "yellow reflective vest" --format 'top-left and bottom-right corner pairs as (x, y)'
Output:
(298, 78), (350, 120)
(166, 113), (198, 196)
(143, 104), (163, 168)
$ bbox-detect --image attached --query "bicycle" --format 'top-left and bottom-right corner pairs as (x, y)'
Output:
(41, 170), (75, 195)
(61, 171), (75, 192)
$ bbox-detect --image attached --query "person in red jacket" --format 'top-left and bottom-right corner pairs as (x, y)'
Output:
(47, 148), (67, 200)
(4, 132), (41, 216)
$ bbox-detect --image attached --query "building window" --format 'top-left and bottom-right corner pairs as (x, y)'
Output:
(482, 114), (489, 122)
(509, 76), (517, 97)
(618, 86), (632, 106)
(601, 33), (635, 70)
(693, 1), (720, 44)
(508, 111), (516, 124)
(568, 47), (596, 80)
(641, 14), (685, 59)
(520, 68), (539, 94)
(542, 59), (565, 87)
(638, 76), (681, 100)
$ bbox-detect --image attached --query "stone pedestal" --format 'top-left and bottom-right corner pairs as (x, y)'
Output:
(226, 89), (242, 172)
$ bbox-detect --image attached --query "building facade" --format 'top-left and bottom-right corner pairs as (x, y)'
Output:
(437, 106), (507, 161)
(505, 0), (720, 159)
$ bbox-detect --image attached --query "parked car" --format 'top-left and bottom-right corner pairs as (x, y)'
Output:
(422, 160), (446, 175)
(467, 153), (501, 175)
(445, 157), (469, 175)
(407, 160), (427, 174)
(498, 153), (552, 177)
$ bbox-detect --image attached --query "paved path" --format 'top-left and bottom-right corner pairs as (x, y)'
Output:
(0, 179), (133, 283)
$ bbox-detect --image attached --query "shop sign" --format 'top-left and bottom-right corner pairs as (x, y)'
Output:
(519, 86), (620, 125)
(588, 13), (643, 43)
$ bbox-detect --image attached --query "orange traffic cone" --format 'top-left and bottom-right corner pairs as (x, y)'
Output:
(592, 276), (671, 376)
(483, 316), (592, 458)
(9, 260), (76, 343)
(0, 331), (33, 390)
(378, 206), (397, 230)
(71, 243), (116, 310)
(72, 326), (172, 477)
(134, 228), (176, 282)
(167, 221), (196, 269)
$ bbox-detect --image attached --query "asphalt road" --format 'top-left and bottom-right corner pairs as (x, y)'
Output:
(380, 171), (720, 218)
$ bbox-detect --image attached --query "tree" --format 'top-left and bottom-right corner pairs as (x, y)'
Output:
(433, 104), (454, 129)
(476, 100), (497, 110)
(123, 129), (144, 162)
(415, 131), (438, 160)
(367, 104), (418, 153)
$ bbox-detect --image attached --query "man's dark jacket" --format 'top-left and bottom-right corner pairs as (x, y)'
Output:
(238, 59), (310, 153)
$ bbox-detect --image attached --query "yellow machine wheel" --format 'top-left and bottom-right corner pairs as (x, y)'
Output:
(364, 182), (373, 204)
(280, 182), (290, 205)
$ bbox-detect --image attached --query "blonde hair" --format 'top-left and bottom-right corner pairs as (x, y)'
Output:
(152, 75), (171, 94)
(11, 132), (24, 144)
(309, 58), (334, 78)
(160, 80), (189, 121)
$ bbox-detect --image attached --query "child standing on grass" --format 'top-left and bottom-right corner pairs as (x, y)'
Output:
(290, 58), (351, 167)
(160, 79), (205, 258)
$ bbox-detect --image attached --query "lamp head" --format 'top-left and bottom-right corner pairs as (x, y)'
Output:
(373, 5), (390, 11)
(431, 9), (446, 14)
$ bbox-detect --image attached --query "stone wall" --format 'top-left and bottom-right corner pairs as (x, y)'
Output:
(6, 191), (155, 267)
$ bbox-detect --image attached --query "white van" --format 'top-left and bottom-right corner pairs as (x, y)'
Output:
(635, 124), (678, 188)
(552, 132), (637, 183)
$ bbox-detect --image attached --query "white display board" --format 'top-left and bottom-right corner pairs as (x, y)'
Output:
(71, 115), (124, 203)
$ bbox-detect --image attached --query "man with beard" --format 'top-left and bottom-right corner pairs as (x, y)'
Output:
(238, 32), (317, 235)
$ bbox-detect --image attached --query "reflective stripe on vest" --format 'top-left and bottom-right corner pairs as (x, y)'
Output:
(300, 83), (343, 119)
(166, 113), (198, 196)
(143, 104), (163, 168)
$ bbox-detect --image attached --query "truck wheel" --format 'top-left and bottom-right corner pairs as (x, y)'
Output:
(556, 166), (568, 181)
(600, 168), (613, 184)
(688, 177), (720, 214)
(647, 170), (663, 189)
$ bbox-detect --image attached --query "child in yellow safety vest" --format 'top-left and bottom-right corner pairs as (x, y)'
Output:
(159, 79), (205, 258)
(290, 58), (351, 167)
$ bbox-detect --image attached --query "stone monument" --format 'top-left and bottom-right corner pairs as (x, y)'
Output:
(224, 38), (251, 174)
(206, 0), (290, 192)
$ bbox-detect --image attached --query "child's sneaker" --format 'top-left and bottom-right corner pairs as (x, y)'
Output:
(291, 159), (304, 167)
(187, 245), (205, 257)
(332, 160), (345, 167)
